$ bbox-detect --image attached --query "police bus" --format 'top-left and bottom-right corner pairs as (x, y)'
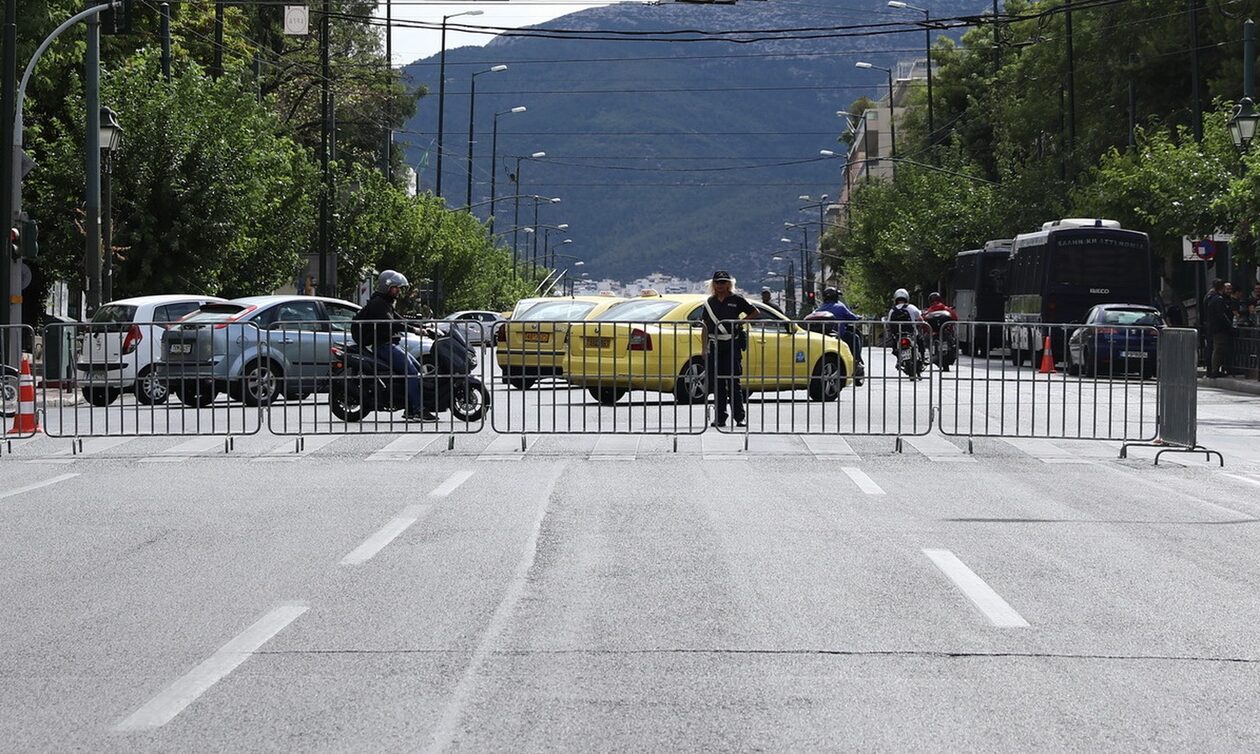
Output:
(951, 239), (1011, 357)
(1004, 219), (1155, 365)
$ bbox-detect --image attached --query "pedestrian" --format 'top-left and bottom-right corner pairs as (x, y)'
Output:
(760, 287), (784, 316)
(1203, 278), (1234, 378)
(701, 270), (759, 428)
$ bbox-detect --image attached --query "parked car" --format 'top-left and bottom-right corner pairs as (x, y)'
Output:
(74, 294), (226, 406)
(1065, 304), (1165, 378)
(444, 309), (506, 346)
(495, 294), (625, 390)
(564, 294), (854, 405)
(158, 295), (432, 407)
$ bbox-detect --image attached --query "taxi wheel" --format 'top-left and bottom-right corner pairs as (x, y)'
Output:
(589, 386), (627, 406)
(807, 355), (844, 402)
(505, 376), (537, 391)
(673, 358), (708, 404)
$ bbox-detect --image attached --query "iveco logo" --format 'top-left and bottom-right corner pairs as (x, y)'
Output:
(1089, 288), (1111, 294)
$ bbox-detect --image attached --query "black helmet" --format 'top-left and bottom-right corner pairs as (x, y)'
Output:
(822, 286), (840, 303)
(928, 291), (942, 304)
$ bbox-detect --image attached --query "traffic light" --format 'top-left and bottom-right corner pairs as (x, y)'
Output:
(102, 0), (133, 35)
(12, 220), (38, 259)
(805, 290), (817, 304)
(8, 227), (15, 260)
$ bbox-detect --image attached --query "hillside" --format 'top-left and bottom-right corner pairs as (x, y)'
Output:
(399, 1), (985, 286)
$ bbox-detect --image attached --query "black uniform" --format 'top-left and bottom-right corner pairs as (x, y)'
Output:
(352, 291), (405, 349)
(702, 293), (757, 425)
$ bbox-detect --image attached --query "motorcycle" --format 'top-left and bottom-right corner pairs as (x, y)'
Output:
(886, 319), (926, 380)
(329, 325), (490, 423)
(923, 310), (958, 372)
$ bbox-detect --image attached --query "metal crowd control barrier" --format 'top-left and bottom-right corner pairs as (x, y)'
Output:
(1121, 328), (1222, 465)
(40, 321), (263, 440)
(713, 319), (931, 437)
(938, 321), (1159, 442)
(1229, 326), (1260, 379)
(491, 319), (710, 435)
(2, 325), (36, 442)
(265, 319), (490, 442)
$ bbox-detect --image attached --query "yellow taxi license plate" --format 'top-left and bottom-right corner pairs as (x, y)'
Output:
(584, 336), (612, 348)
(522, 331), (551, 343)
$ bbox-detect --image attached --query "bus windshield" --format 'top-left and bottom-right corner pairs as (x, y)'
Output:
(1050, 236), (1149, 290)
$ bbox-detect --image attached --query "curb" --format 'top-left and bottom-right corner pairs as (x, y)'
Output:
(1198, 377), (1260, 397)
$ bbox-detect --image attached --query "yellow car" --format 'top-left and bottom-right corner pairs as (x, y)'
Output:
(495, 294), (625, 389)
(564, 294), (854, 405)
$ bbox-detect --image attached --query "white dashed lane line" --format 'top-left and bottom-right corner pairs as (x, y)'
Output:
(923, 549), (1029, 628)
(841, 467), (885, 495)
(340, 471), (473, 565)
(0, 473), (79, 501)
(367, 435), (441, 462)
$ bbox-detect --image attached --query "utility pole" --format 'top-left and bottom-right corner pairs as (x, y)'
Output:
(85, 12), (102, 314)
(1064, 0), (1076, 156)
(212, 1), (223, 79)
(319, 0), (331, 295)
(436, 20), (449, 199)
(0, 0), (14, 346)
(1189, 0), (1203, 141)
(384, 0), (392, 179)
(992, 0), (1000, 75)
(161, 3), (172, 82)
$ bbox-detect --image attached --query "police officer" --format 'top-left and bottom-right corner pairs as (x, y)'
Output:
(701, 270), (759, 428)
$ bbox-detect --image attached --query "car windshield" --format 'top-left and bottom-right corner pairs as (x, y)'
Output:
(594, 300), (680, 322)
(517, 301), (598, 321)
(182, 304), (247, 323)
(90, 304), (137, 324)
(1100, 309), (1163, 326)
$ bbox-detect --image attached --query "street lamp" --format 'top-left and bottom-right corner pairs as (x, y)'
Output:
(856, 61), (897, 159)
(1229, 20), (1260, 154)
(543, 225), (569, 268)
(435, 9), (483, 200)
(99, 105), (123, 301)
(887, 1), (934, 143)
(531, 196), (561, 269)
(467, 64), (508, 208)
(511, 152), (546, 276)
(489, 105), (526, 232)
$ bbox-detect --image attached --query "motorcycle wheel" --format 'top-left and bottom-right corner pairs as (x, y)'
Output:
(451, 383), (490, 423)
(330, 382), (367, 422)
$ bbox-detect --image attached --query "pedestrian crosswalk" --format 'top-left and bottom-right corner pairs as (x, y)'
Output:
(1, 430), (1156, 465)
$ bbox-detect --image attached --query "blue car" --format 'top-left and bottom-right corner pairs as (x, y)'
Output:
(158, 295), (432, 407)
(1066, 304), (1165, 378)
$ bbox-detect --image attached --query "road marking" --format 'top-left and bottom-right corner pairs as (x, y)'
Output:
(139, 436), (224, 464)
(1001, 437), (1092, 464)
(340, 505), (431, 565)
(802, 435), (858, 460)
(0, 473), (78, 501)
(426, 467), (562, 753)
(114, 601), (308, 731)
(903, 435), (975, 463)
(368, 435), (440, 462)
(430, 470), (474, 497)
(52, 437), (134, 458)
(254, 435), (340, 461)
(923, 549), (1029, 628)
(702, 432), (746, 460)
(841, 467), (884, 495)
(477, 434), (527, 461)
(1226, 473), (1260, 490)
(590, 435), (640, 460)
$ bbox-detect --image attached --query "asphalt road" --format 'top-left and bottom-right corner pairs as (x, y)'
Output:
(3, 351), (1259, 750)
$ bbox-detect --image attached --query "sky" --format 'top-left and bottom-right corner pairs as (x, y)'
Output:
(386, 2), (617, 65)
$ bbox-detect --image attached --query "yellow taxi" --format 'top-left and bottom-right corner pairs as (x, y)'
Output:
(495, 294), (625, 389)
(564, 294), (854, 405)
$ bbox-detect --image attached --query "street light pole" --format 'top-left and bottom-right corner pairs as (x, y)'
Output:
(856, 62), (896, 160)
(435, 10), (482, 200)
(85, 11), (101, 313)
(100, 106), (123, 302)
(489, 106), (526, 233)
(466, 65), (507, 209)
(510, 153), (545, 277)
(888, 2), (933, 144)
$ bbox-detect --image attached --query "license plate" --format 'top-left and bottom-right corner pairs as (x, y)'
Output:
(584, 336), (612, 348)
(1119, 351), (1148, 359)
(170, 343), (193, 354)
(522, 332), (550, 343)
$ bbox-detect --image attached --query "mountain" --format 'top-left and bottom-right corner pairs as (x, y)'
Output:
(399, 1), (985, 287)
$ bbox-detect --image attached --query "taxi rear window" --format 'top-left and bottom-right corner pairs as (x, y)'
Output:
(594, 300), (680, 322)
(517, 301), (598, 321)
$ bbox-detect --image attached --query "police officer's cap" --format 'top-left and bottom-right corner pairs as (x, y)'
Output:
(712, 270), (733, 282)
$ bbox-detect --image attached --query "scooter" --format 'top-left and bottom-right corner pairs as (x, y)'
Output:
(329, 326), (490, 423)
(924, 310), (958, 372)
(887, 322), (926, 380)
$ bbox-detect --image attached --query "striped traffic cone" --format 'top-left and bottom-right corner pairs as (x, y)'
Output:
(1037, 335), (1057, 375)
(8, 356), (40, 434)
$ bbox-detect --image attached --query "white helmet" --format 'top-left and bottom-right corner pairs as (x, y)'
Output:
(378, 269), (409, 291)
(893, 288), (910, 302)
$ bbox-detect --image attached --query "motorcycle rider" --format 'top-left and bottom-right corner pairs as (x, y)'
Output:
(351, 270), (436, 422)
(923, 291), (957, 320)
(814, 287), (864, 369)
(885, 288), (927, 360)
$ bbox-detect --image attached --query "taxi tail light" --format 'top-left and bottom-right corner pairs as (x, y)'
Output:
(628, 328), (652, 351)
(121, 324), (143, 355)
(496, 323), (507, 343)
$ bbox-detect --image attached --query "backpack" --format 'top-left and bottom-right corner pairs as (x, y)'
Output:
(889, 306), (912, 323)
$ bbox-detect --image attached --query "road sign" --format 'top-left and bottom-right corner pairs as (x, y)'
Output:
(283, 5), (309, 35)
(1182, 235), (1224, 261)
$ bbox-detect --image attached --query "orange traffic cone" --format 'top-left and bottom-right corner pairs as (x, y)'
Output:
(1038, 335), (1057, 374)
(8, 356), (40, 434)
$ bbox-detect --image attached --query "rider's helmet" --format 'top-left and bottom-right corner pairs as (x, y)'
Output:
(822, 286), (840, 303)
(893, 288), (910, 304)
(928, 291), (942, 304)
(378, 269), (410, 291)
